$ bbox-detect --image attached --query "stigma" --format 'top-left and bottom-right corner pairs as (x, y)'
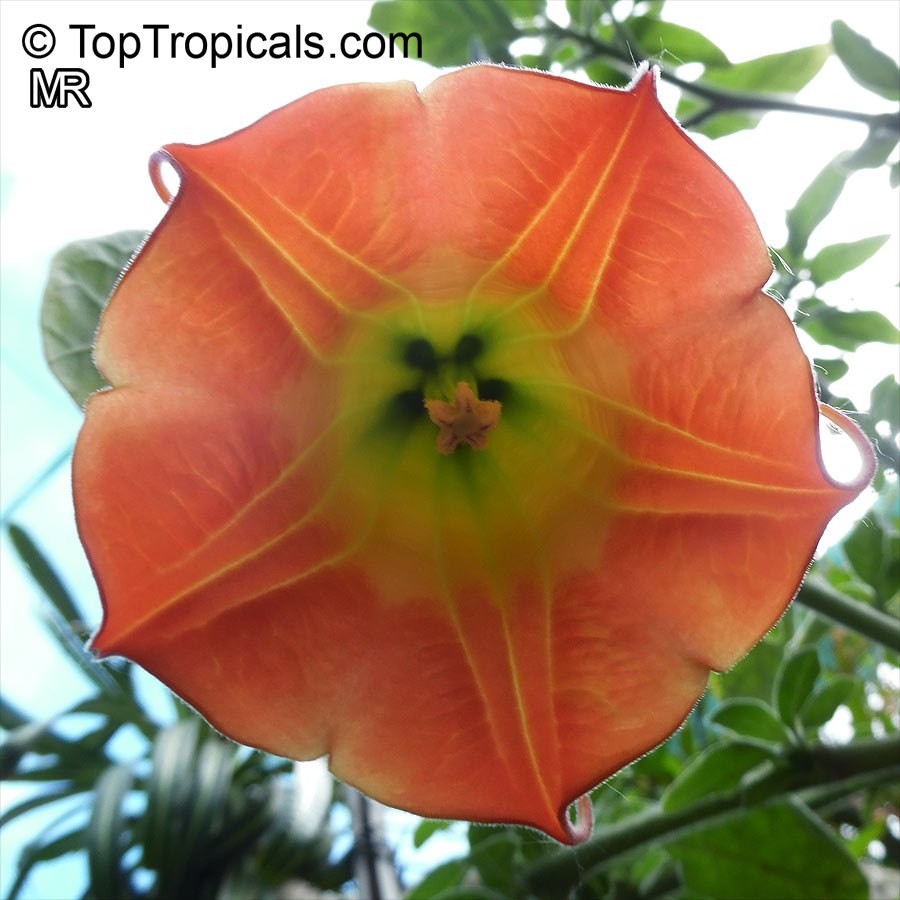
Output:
(424, 382), (502, 454)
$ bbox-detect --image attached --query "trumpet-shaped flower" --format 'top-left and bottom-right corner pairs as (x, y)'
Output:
(74, 66), (873, 843)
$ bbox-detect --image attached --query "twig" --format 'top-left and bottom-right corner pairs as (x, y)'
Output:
(534, 23), (900, 132)
(525, 734), (900, 893)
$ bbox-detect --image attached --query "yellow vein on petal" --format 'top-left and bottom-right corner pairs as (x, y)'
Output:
(479, 451), (563, 798)
(170, 432), (415, 627)
(462, 463), (560, 826)
(263, 188), (429, 335)
(214, 228), (333, 366)
(152, 395), (382, 578)
(430, 458), (516, 781)
(119, 416), (402, 642)
(555, 413), (841, 498)
(475, 92), (646, 333)
(188, 169), (415, 347)
(461, 137), (595, 327)
(518, 377), (803, 470)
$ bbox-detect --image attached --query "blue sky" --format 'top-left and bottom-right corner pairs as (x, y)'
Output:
(1, 1), (898, 897)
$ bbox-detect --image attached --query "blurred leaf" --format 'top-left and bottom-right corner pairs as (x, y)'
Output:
(800, 675), (859, 729)
(181, 737), (234, 861)
(414, 818), (453, 848)
(0, 696), (31, 731)
(566, 0), (605, 31)
(842, 127), (899, 171)
(669, 799), (868, 899)
(831, 21), (900, 101)
(369, 0), (519, 66)
(870, 375), (900, 432)
(844, 512), (899, 604)
(677, 44), (830, 138)
(713, 637), (786, 702)
(0, 787), (83, 829)
(40, 231), (145, 407)
(891, 160), (899, 188)
(629, 16), (729, 66)
(661, 743), (772, 812)
(708, 698), (792, 745)
(143, 719), (202, 890)
(584, 58), (631, 87)
(406, 858), (469, 899)
(7, 524), (85, 629)
(86, 765), (135, 900)
(813, 357), (849, 386)
(786, 161), (848, 256)
(7, 824), (87, 900)
(807, 235), (889, 284)
(799, 307), (900, 351)
(468, 825), (518, 895)
(7, 524), (126, 697)
(430, 888), (510, 900)
(774, 647), (821, 726)
(499, 0), (545, 15)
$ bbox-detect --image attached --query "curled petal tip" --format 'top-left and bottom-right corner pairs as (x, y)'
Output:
(563, 794), (594, 845)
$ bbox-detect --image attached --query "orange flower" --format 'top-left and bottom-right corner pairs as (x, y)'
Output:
(74, 66), (873, 843)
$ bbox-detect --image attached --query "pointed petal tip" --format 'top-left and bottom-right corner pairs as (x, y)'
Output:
(629, 62), (659, 93)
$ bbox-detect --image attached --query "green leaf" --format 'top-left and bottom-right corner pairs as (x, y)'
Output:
(774, 647), (821, 726)
(842, 127), (899, 171)
(7, 824), (88, 900)
(708, 699), (792, 745)
(406, 859), (469, 900)
(468, 826), (518, 895)
(369, 0), (518, 66)
(7, 524), (126, 697)
(0, 787), (81, 829)
(813, 357), (849, 386)
(6, 524), (84, 629)
(831, 21), (900, 101)
(807, 235), (890, 285)
(786, 161), (848, 256)
(677, 45), (830, 138)
(143, 719), (202, 890)
(181, 737), (234, 858)
(498, 0), (544, 16)
(585, 58), (631, 87)
(800, 675), (858, 729)
(629, 16), (729, 66)
(669, 799), (868, 899)
(413, 818), (453, 848)
(870, 375), (900, 432)
(661, 742), (772, 812)
(40, 231), (145, 408)
(799, 308), (900, 351)
(0, 696), (30, 730)
(86, 765), (135, 900)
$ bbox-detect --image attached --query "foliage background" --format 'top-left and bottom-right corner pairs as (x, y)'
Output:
(1, 1), (898, 898)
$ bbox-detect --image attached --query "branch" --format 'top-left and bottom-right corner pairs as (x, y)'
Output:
(525, 734), (900, 893)
(535, 23), (900, 133)
(796, 577), (900, 652)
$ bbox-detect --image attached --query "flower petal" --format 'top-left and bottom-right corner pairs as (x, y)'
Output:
(75, 66), (872, 843)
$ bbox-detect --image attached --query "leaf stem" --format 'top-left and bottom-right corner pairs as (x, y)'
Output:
(525, 734), (900, 892)
(535, 23), (900, 132)
(795, 577), (900, 652)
